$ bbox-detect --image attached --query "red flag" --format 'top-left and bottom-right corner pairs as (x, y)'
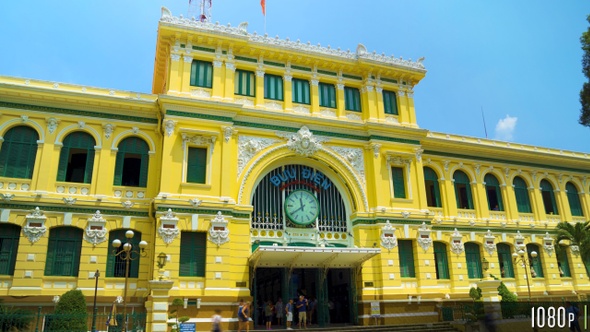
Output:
(260, 0), (266, 15)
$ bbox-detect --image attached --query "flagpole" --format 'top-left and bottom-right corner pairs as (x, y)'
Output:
(264, 0), (267, 34)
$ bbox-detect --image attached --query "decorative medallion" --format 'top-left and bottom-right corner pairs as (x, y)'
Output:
(277, 126), (327, 157)
(23, 207), (47, 243)
(46, 117), (59, 134)
(209, 211), (230, 246)
(189, 198), (202, 208)
(164, 119), (176, 137)
(158, 209), (180, 245)
(223, 126), (236, 143)
(122, 200), (134, 209)
(103, 123), (115, 139)
(417, 222), (432, 252)
(380, 220), (397, 251)
(450, 228), (464, 255)
(483, 230), (496, 256)
(84, 210), (108, 246)
(543, 232), (554, 257)
(570, 245), (580, 257)
(514, 231), (525, 251)
(63, 197), (77, 205)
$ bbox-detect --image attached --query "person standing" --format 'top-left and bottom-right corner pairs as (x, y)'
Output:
(296, 295), (308, 329)
(275, 298), (284, 327)
(285, 298), (294, 330)
(566, 301), (581, 332)
(211, 309), (222, 332)
(264, 300), (274, 330)
(308, 297), (317, 326)
(238, 300), (250, 332)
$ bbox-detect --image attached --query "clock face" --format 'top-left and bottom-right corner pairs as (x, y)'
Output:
(285, 189), (319, 226)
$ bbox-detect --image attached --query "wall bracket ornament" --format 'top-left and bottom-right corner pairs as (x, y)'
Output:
(208, 211), (229, 247)
(164, 119), (176, 137)
(380, 220), (397, 251)
(483, 230), (496, 256)
(23, 207), (47, 243)
(158, 209), (180, 245)
(277, 126), (327, 157)
(543, 232), (554, 257)
(514, 231), (525, 251)
(417, 222), (432, 252)
(84, 210), (108, 246)
(450, 228), (464, 255)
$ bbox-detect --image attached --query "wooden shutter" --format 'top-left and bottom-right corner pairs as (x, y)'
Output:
(180, 232), (207, 277)
(113, 151), (125, 186)
(319, 83), (335, 108)
(187, 147), (207, 184)
(497, 243), (514, 278)
(383, 90), (398, 115)
(514, 177), (532, 213)
(56, 145), (70, 181)
(434, 242), (450, 279)
(0, 224), (20, 275)
(139, 153), (149, 187)
(292, 79), (310, 104)
(0, 126), (39, 179)
(45, 231), (56, 276)
(465, 243), (482, 279)
(191, 60), (213, 88)
(566, 183), (583, 217)
(527, 244), (544, 278)
(391, 167), (406, 199)
(398, 240), (415, 277)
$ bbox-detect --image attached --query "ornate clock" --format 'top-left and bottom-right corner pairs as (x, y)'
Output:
(285, 189), (320, 226)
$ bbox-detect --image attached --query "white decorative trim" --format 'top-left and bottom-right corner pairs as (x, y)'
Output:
(293, 105), (310, 114)
(237, 136), (279, 177)
(189, 198), (202, 207)
(103, 123), (115, 139)
(164, 119), (176, 137)
(225, 62), (235, 71)
(380, 220), (397, 251)
(183, 55), (193, 63)
(223, 126), (237, 143)
(158, 209), (180, 245)
(46, 117), (59, 134)
(23, 207), (47, 243)
(385, 116), (399, 124)
(346, 112), (362, 121)
(570, 245), (580, 257)
(514, 231), (525, 251)
(277, 126), (327, 157)
(265, 101), (283, 110)
(370, 143), (381, 158)
(191, 88), (211, 98)
(63, 197), (77, 205)
(171, 53), (181, 62)
(415, 148), (424, 163)
(483, 230), (496, 256)
(450, 228), (464, 255)
(122, 200), (134, 209)
(417, 222), (432, 252)
(84, 210), (108, 246)
(319, 109), (336, 117)
(208, 211), (229, 246)
(235, 98), (254, 107)
(181, 133), (217, 152)
(0, 193), (14, 202)
(543, 232), (554, 257)
(329, 146), (365, 188)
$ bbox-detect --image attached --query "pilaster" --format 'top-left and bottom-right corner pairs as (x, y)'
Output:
(406, 89), (418, 127)
(375, 83), (385, 121)
(336, 82), (345, 118)
(471, 181), (487, 220)
(223, 60), (235, 101)
(415, 242), (437, 290)
(255, 68), (265, 108)
(211, 52), (224, 99)
(310, 71), (320, 115)
(169, 53), (183, 93)
(180, 55), (193, 93)
(397, 89), (410, 125)
(147, 280), (174, 332)
(283, 70), (293, 111)
(363, 77), (378, 121)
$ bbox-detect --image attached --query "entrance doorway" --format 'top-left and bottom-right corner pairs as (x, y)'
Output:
(253, 267), (353, 327)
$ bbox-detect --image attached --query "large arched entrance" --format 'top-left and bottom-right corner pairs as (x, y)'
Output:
(248, 164), (378, 328)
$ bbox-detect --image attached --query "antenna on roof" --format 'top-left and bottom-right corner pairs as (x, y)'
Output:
(481, 107), (488, 139)
(188, 0), (212, 22)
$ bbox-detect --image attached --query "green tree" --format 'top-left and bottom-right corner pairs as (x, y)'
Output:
(555, 221), (590, 273)
(48, 289), (88, 332)
(580, 15), (590, 126)
(168, 298), (190, 332)
(497, 282), (517, 302)
(0, 301), (34, 331)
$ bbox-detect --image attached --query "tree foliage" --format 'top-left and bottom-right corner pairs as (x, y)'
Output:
(168, 298), (190, 332)
(0, 301), (34, 331)
(48, 289), (88, 332)
(580, 15), (590, 126)
(497, 282), (517, 302)
(555, 221), (590, 265)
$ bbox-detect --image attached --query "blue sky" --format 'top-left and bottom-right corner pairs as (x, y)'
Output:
(1, 1), (589, 153)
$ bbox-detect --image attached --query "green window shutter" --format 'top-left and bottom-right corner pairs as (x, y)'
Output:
(187, 147), (207, 184)
(45, 227), (82, 276)
(383, 90), (398, 115)
(398, 240), (415, 277)
(434, 242), (450, 279)
(113, 151), (125, 186)
(84, 147), (96, 184)
(484, 174), (503, 211)
(190, 60), (213, 88)
(44, 236), (56, 276)
(497, 243), (514, 278)
(319, 83), (336, 108)
(180, 232), (207, 277)
(514, 177), (532, 213)
(0, 224), (20, 275)
(566, 183), (584, 217)
(465, 243), (482, 279)
(114, 137), (149, 187)
(56, 145), (70, 181)
(454, 171), (473, 209)
(264, 74), (283, 100)
(344, 87), (361, 112)
(235, 70), (255, 97)
(424, 167), (442, 207)
(292, 78), (310, 104)
(540, 180), (558, 215)
(0, 126), (39, 179)
(557, 247), (571, 277)
(139, 154), (149, 187)
(106, 230), (141, 278)
(391, 167), (406, 198)
(527, 244), (544, 278)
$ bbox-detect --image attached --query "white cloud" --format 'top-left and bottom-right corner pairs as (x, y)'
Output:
(494, 115), (518, 141)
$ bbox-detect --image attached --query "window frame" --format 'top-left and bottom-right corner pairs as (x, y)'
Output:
(44, 226), (83, 277)
(484, 173), (504, 211)
(106, 229), (142, 278)
(434, 242), (450, 279)
(391, 166), (407, 199)
(0, 125), (39, 179)
(0, 224), (20, 276)
(526, 244), (544, 278)
(264, 73), (284, 101)
(292, 78), (311, 105)
(540, 179), (558, 215)
(497, 243), (514, 278)
(186, 146), (208, 184)
(465, 242), (483, 279)
(56, 131), (96, 184)
(398, 240), (416, 278)
(190, 59), (213, 88)
(234, 69), (255, 97)
(113, 136), (150, 188)
(344, 86), (361, 112)
(318, 82), (336, 108)
(566, 182), (584, 217)
(513, 176), (532, 213)
(382, 90), (398, 115)
(179, 231), (207, 277)
(423, 167), (442, 208)
(453, 170), (474, 209)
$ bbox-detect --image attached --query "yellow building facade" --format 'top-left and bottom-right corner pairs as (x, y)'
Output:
(1, 7), (590, 331)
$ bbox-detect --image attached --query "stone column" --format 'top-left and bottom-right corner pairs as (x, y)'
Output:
(146, 280), (174, 332)
(477, 278), (503, 321)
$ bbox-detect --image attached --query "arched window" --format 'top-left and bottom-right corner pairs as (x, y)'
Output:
(465, 243), (482, 279)
(527, 243), (544, 278)
(0, 126), (39, 179)
(453, 170), (473, 209)
(424, 167), (442, 207)
(497, 243), (514, 278)
(106, 230), (142, 278)
(540, 180), (558, 215)
(513, 176), (532, 213)
(0, 224), (20, 275)
(434, 242), (450, 279)
(114, 137), (150, 187)
(556, 246), (571, 278)
(484, 174), (503, 211)
(45, 227), (83, 276)
(56, 131), (96, 183)
(566, 182), (584, 217)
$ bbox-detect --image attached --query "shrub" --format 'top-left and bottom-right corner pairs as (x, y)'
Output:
(0, 303), (34, 331)
(48, 289), (88, 332)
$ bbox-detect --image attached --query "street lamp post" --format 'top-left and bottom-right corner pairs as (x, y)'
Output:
(91, 269), (100, 332)
(512, 249), (538, 301)
(111, 230), (148, 332)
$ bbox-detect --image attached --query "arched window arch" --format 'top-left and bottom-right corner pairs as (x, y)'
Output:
(527, 243), (544, 278)
(106, 229), (143, 278)
(484, 173), (503, 211)
(44, 226), (83, 276)
(434, 242), (449, 279)
(424, 167), (442, 208)
(57, 131), (96, 183)
(465, 242), (482, 279)
(453, 170), (473, 209)
(0, 126), (39, 179)
(114, 137), (150, 187)
(0, 223), (21, 275)
(497, 243), (514, 278)
(566, 182), (584, 217)
(540, 179), (558, 215)
(513, 176), (532, 213)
